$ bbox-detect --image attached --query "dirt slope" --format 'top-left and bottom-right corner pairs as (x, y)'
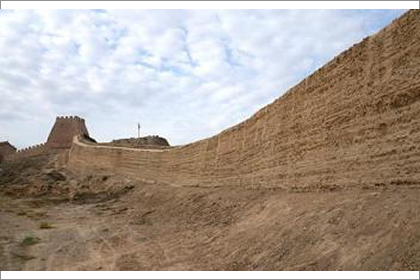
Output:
(1, 154), (420, 270)
(99, 136), (171, 150)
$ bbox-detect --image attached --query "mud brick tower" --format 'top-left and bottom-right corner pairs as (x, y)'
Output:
(46, 116), (90, 149)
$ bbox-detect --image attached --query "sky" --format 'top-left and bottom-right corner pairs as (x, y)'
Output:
(0, 9), (406, 149)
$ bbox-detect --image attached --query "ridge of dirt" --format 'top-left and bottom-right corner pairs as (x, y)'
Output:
(1, 154), (420, 270)
(97, 136), (171, 150)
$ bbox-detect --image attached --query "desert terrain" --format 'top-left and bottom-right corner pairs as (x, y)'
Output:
(1, 10), (420, 271)
(1, 153), (420, 270)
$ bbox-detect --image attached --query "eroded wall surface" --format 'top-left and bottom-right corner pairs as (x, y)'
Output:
(0, 142), (16, 162)
(68, 11), (420, 190)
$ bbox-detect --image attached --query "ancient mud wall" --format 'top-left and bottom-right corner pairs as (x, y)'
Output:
(68, 10), (420, 190)
(5, 143), (48, 161)
(47, 116), (89, 149)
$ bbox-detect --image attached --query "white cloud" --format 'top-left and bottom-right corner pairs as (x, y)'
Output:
(0, 9), (406, 148)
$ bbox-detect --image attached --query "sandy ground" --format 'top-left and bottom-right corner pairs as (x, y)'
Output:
(1, 154), (420, 271)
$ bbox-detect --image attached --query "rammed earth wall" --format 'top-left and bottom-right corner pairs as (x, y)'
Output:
(67, 11), (420, 191)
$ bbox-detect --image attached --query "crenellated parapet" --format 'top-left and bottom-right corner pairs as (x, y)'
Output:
(16, 143), (46, 153)
(56, 116), (86, 121)
(6, 143), (48, 160)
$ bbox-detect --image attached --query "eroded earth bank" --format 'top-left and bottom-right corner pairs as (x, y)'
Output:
(1, 153), (420, 270)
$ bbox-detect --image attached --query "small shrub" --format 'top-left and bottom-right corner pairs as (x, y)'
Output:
(20, 236), (40, 247)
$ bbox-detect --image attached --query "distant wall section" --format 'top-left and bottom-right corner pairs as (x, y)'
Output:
(6, 143), (48, 161)
(2, 116), (89, 162)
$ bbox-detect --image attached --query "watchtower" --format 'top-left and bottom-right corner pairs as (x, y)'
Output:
(46, 116), (90, 149)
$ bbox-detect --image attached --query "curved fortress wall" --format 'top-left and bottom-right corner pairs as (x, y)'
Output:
(68, 10), (420, 190)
